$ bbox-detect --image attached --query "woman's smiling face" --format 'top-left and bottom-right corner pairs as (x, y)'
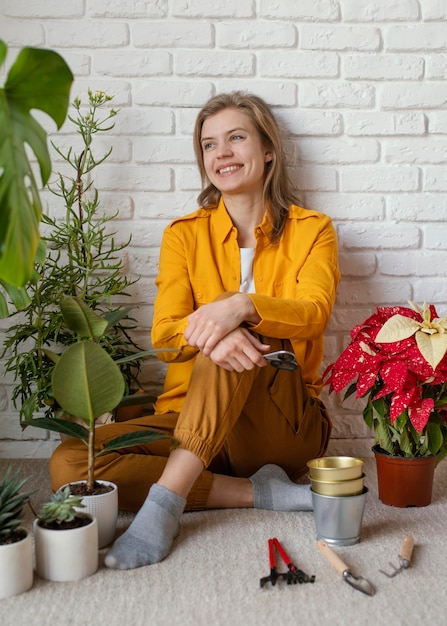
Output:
(200, 108), (272, 198)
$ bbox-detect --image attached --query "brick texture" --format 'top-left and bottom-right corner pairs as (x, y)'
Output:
(1, 2), (446, 457)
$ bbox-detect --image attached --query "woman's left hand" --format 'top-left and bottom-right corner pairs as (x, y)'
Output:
(208, 327), (270, 371)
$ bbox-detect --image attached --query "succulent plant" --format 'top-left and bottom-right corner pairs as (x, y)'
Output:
(38, 486), (85, 525)
(0, 467), (33, 544)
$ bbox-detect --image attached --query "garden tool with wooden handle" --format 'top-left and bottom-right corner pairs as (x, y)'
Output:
(379, 534), (414, 578)
(316, 540), (375, 596)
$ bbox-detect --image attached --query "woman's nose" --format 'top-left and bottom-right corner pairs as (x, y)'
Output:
(216, 142), (232, 158)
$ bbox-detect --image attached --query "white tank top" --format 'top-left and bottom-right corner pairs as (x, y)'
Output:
(240, 248), (255, 293)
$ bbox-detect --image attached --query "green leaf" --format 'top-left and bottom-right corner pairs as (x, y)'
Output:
(424, 421), (443, 456)
(23, 417), (89, 440)
(52, 341), (125, 424)
(103, 306), (134, 329)
(99, 430), (171, 455)
(115, 348), (180, 365)
(60, 295), (108, 338)
(41, 348), (60, 365)
(0, 290), (8, 317)
(0, 280), (31, 313)
(0, 41), (6, 66)
(362, 401), (374, 429)
(119, 393), (157, 407)
(0, 41), (73, 287)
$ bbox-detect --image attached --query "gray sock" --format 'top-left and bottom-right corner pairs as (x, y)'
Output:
(104, 483), (186, 570)
(249, 464), (313, 512)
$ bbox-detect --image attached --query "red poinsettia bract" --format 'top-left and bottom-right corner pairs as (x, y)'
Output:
(324, 305), (447, 434)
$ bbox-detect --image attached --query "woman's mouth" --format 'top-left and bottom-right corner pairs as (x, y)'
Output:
(217, 165), (242, 175)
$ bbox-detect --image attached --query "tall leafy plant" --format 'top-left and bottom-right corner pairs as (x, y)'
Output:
(0, 40), (73, 311)
(25, 296), (176, 492)
(2, 90), (148, 422)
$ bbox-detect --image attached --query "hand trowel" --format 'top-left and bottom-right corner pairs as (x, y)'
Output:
(316, 540), (375, 596)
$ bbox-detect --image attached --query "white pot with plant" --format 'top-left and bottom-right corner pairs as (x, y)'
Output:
(34, 486), (98, 582)
(26, 296), (176, 547)
(0, 467), (34, 599)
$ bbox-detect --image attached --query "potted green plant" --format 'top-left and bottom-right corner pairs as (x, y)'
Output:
(0, 40), (73, 310)
(25, 295), (176, 546)
(2, 89), (151, 424)
(34, 486), (98, 582)
(324, 301), (447, 507)
(0, 467), (34, 598)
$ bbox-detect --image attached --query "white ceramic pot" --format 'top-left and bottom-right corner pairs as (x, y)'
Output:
(34, 515), (98, 582)
(61, 480), (118, 549)
(0, 531), (33, 599)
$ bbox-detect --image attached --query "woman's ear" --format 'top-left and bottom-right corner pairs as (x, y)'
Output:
(264, 151), (273, 164)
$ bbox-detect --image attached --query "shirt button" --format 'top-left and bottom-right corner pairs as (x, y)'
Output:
(256, 277), (263, 282)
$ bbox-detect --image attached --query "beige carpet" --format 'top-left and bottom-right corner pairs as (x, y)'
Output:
(1, 444), (447, 626)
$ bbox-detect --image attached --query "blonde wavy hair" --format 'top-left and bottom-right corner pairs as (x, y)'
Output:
(193, 91), (300, 244)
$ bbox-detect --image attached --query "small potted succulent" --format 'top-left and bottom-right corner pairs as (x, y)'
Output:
(324, 301), (447, 506)
(34, 486), (98, 582)
(0, 467), (34, 599)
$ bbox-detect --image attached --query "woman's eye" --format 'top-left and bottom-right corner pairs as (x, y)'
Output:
(203, 142), (214, 151)
(231, 134), (244, 141)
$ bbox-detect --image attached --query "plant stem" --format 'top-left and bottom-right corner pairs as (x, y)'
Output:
(87, 422), (95, 491)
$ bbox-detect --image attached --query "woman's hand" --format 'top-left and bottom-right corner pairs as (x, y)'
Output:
(185, 293), (260, 356)
(208, 327), (270, 371)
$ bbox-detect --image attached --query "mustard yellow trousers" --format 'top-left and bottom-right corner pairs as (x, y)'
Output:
(49, 339), (331, 512)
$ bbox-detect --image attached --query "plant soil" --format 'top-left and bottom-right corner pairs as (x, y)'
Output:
(0, 528), (27, 545)
(68, 481), (114, 497)
(38, 513), (93, 531)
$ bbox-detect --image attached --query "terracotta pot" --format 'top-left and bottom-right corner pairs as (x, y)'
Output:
(373, 445), (437, 507)
(0, 531), (33, 599)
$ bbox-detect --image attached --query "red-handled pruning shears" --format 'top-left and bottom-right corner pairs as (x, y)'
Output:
(260, 538), (315, 588)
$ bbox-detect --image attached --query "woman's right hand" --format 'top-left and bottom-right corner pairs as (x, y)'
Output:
(185, 293), (260, 357)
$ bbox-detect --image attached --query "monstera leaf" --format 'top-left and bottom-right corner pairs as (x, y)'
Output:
(0, 40), (73, 300)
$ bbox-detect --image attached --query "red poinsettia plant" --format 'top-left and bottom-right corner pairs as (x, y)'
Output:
(324, 302), (447, 462)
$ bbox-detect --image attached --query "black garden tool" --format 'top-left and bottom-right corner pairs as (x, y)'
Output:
(317, 540), (375, 596)
(380, 534), (414, 578)
(260, 538), (315, 588)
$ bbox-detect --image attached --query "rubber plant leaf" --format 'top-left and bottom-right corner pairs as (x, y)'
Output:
(115, 348), (181, 364)
(60, 295), (108, 339)
(22, 417), (89, 441)
(0, 41), (73, 288)
(99, 430), (172, 455)
(52, 341), (125, 424)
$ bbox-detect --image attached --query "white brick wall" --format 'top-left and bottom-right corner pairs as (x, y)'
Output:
(1, 1), (446, 457)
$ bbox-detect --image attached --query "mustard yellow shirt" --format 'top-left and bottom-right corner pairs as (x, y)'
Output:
(151, 198), (340, 413)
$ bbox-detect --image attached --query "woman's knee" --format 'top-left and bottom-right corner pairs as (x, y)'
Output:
(49, 438), (88, 491)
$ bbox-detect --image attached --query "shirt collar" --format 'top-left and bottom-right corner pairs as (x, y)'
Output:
(212, 197), (273, 243)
